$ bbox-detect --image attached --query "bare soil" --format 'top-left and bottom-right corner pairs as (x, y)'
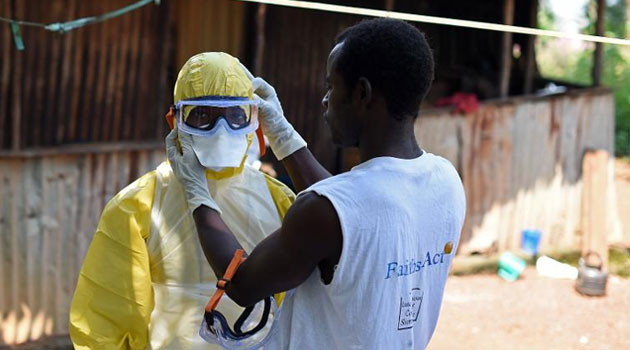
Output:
(428, 268), (630, 350)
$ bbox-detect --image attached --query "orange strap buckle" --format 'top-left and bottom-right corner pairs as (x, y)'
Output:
(205, 249), (246, 312)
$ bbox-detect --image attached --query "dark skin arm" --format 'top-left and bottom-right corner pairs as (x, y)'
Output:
(193, 146), (341, 307)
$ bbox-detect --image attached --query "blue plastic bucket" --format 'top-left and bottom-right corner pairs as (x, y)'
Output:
(521, 229), (542, 256)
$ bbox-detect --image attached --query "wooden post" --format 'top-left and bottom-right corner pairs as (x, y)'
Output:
(592, 0), (605, 86)
(581, 150), (610, 269)
(524, 0), (539, 94)
(499, 0), (515, 98)
(254, 4), (267, 76)
(385, 0), (395, 11)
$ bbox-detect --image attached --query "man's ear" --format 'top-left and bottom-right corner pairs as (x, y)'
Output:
(355, 77), (372, 108)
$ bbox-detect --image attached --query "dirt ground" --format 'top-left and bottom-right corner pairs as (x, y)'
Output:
(428, 268), (630, 350)
(430, 162), (630, 350)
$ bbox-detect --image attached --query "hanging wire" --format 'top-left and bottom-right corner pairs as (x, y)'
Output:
(0, 0), (160, 50)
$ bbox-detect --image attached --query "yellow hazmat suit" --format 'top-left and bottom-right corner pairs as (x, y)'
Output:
(69, 53), (294, 350)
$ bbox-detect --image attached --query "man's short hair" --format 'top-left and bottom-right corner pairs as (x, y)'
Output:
(335, 18), (434, 121)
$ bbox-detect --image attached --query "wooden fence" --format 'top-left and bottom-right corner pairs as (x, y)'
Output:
(0, 145), (165, 345)
(415, 88), (621, 254)
(0, 0), (173, 151)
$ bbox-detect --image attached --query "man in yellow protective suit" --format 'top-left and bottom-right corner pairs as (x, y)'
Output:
(69, 52), (297, 349)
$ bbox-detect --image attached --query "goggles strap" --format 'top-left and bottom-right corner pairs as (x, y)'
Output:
(233, 297), (271, 336)
(203, 248), (274, 341)
(165, 105), (175, 130)
(204, 296), (273, 340)
(255, 125), (266, 157)
(205, 249), (246, 313)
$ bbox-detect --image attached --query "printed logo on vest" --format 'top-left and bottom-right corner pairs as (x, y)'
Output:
(397, 288), (423, 330)
(385, 250), (447, 279)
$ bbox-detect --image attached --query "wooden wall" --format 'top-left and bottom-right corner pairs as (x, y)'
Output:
(414, 89), (621, 254)
(261, 6), (358, 173)
(0, 146), (165, 345)
(175, 0), (247, 70)
(0, 0), (173, 151)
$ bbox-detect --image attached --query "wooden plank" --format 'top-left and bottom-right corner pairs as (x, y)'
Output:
(66, 166), (79, 318)
(155, 1), (173, 140)
(105, 153), (119, 200)
(11, 0), (24, 151)
(39, 157), (51, 341)
(9, 161), (20, 326)
(581, 149), (610, 268)
(122, 8), (143, 140)
(111, 11), (132, 141)
(134, 5), (152, 141)
(229, 1), (244, 56)
(80, 2), (101, 142)
(592, 0), (605, 86)
(56, 0), (78, 144)
(68, 0), (86, 142)
(0, 156), (5, 312)
(92, 1), (111, 142)
(0, 0), (10, 149)
(56, 158), (76, 335)
(174, 0), (192, 70)
(217, 1), (228, 51)
(77, 155), (93, 276)
(254, 4), (267, 75)
(94, 154), (107, 213)
(29, 2), (48, 148)
(20, 1), (38, 148)
(137, 150), (149, 179)
(101, 9), (122, 142)
(499, 0), (514, 98)
(22, 161), (36, 335)
(524, 0), (538, 94)
(120, 151), (132, 192)
(53, 164), (63, 334)
(43, 1), (64, 146)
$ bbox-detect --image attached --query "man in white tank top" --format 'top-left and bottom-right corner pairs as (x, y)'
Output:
(166, 18), (466, 349)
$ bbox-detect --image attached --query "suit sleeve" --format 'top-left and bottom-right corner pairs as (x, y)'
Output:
(263, 173), (296, 219)
(69, 172), (157, 350)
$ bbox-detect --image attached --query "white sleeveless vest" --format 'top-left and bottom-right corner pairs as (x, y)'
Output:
(267, 153), (466, 350)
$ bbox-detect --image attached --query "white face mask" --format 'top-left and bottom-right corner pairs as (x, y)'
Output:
(189, 128), (249, 169)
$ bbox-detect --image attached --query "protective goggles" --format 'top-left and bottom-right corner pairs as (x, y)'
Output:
(200, 249), (284, 349)
(174, 96), (259, 137)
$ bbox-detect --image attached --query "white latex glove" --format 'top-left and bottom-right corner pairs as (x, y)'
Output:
(239, 63), (307, 160)
(165, 129), (221, 214)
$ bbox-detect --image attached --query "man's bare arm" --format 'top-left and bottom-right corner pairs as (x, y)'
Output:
(193, 192), (342, 307)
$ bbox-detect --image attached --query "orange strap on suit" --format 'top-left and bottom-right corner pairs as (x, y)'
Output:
(206, 249), (246, 312)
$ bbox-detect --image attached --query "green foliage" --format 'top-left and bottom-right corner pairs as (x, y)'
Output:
(537, 0), (630, 156)
(608, 247), (630, 278)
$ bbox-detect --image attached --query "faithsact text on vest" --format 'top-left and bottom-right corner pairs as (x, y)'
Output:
(385, 251), (446, 279)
